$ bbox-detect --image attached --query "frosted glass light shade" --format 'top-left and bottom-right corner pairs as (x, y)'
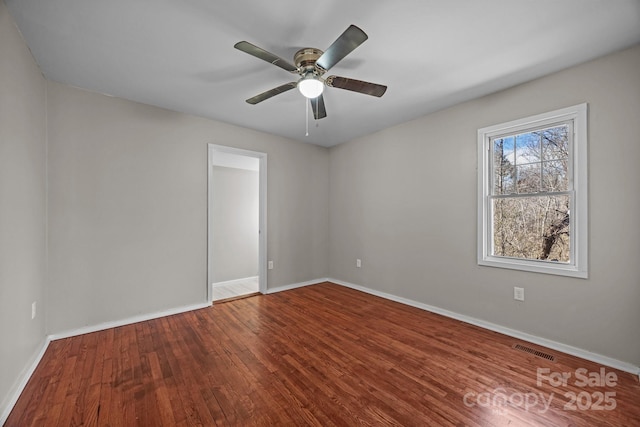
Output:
(298, 77), (324, 99)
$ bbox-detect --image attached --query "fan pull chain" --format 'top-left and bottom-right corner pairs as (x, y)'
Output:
(305, 99), (309, 136)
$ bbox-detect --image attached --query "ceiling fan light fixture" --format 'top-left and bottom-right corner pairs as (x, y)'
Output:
(298, 75), (324, 99)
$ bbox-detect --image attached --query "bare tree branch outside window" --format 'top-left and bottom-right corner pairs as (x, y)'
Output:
(491, 125), (570, 262)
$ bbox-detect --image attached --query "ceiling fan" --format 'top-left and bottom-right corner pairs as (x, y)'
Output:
(234, 25), (387, 120)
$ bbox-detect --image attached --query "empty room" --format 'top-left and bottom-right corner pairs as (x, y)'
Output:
(2, 0), (640, 426)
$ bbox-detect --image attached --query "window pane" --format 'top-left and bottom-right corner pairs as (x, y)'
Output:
(540, 125), (569, 161)
(499, 127), (570, 195)
(492, 195), (570, 262)
(516, 163), (540, 193)
(493, 138), (515, 194)
(542, 160), (568, 191)
(515, 132), (540, 164)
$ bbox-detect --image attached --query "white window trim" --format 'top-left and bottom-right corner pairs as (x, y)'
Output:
(477, 104), (588, 278)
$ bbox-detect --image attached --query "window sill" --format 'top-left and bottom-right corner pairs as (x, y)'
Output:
(478, 257), (588, 279)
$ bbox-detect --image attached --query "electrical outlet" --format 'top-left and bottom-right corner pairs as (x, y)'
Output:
(268, 260), (274, 270)
(514, 287), (525, 301)
(31, 301), (37, 319)
(356, 259), (362, 268)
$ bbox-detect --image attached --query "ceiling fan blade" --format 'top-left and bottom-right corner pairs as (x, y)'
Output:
(310, 95), (327, 120)
(315, 25), (368, 72)
(234, 41), (298, 73)
(246, 82), (297, 105)
(325, 76), (387, 97)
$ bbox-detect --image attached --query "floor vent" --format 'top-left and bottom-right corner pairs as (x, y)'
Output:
(512, 343), (556, 362)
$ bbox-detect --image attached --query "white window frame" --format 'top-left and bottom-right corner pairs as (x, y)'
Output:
(477, 104), (588, 278)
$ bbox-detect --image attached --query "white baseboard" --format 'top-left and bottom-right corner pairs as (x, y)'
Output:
(48, 300), (212, 341)
(266, 278), (328, 295)
(212, 276), (258, 288)
(0, 336), (51, 426)
(329, 278), (640, 376)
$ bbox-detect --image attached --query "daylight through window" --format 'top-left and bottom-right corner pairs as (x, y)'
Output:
(477, 104), (588, 278)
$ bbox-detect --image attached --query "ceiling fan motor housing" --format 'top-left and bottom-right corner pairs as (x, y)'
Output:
(294, 48), (325, 75)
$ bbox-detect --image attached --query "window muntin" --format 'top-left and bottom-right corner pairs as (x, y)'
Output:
(492, 124), (570, 196)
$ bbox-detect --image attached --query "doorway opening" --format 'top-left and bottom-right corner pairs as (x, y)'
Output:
(208, 145), (267, 302)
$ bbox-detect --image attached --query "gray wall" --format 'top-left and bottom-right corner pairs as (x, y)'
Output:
(46, 81), (329, 334)
(329, 44), (640, 367)
(211, 166), (259, 283)
(0, 0), (48, 415)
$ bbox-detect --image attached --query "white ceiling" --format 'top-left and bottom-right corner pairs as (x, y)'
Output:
(6, 0), (640, 147)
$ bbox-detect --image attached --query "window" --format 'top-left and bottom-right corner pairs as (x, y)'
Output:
(477, 104), (588, 278)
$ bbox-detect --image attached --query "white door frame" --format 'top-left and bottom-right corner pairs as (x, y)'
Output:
(208, 144), (267, 301)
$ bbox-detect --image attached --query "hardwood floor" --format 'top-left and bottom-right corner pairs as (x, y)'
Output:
(6, 282), (639, 426)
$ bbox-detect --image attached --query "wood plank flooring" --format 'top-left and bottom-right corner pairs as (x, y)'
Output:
(6, 282), (640, 426)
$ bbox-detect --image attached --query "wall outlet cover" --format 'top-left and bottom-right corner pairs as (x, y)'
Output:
(514, 287), (525, 301)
